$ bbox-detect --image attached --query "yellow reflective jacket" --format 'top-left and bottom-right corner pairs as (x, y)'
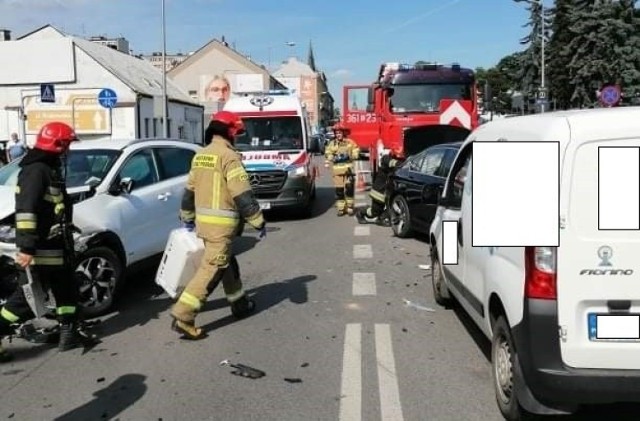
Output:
(180, 135), (264, 241)
(325, 138), (360, 176)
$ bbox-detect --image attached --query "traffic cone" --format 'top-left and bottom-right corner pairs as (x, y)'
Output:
(356, 172), (367, 192)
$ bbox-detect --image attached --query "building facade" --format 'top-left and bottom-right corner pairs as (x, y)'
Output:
(143, 52), (191, 72)
(88, 35), (130, 54)
(0, 25), (203, 144)
(168, 38), (286, 117)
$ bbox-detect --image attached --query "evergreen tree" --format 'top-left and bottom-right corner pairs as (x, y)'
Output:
(513, 0), (553, 110)
(547, 0), (577, 109)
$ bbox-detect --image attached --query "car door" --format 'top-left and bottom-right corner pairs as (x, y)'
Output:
(439, 145), (478, 320)
(110, 148), (166, 262)
(153, 146), (197, 245)
(411, 147), (448, 230)
(393, 151), (425, 210)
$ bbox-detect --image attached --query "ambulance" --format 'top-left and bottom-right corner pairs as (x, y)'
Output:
(223, 90), (317, 217)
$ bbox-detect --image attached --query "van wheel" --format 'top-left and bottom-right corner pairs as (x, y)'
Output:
(492, 316), (533, 421)
(74, 246), (123, 318)
(390, 195), (412, 238)
(431, 250), (452, 307)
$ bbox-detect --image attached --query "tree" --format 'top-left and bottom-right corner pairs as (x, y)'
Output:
(547, 0), (577, 109)
(513, 0), (553, 106)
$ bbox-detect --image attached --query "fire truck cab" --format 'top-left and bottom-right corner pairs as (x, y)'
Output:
(343, 62), (479, 174)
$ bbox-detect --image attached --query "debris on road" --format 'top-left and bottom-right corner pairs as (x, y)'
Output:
(418, 264), (431, 270)
(301, 362), (309, 368)
(402, 328), (408, 333)
(97, 377), (105, 383)
(403, 299), (436, 312)
(219, 359), (265, 379)
(284, 378), (302, 383)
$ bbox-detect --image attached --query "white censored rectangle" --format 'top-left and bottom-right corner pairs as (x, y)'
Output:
(354, 226), (370, 236)
(352, 272), (376, 296)
(442, 221), (458, 265)
(472, 142), (559, 246)
(596, 315), (640, 339)
(339, 323), (362, 421)
(375, 324), (405, 421)
(598, 147), (640, 230)
(353, 244), (373, 259)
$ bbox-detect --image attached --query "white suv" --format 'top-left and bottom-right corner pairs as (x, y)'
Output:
(0, 138), (201, 316)
(429, 107), (640, 419)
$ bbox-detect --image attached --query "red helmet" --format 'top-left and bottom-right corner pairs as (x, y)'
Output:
(35, 122), (77, 153)
(333, 123), (349, 134)
(211, 111), (245, 137)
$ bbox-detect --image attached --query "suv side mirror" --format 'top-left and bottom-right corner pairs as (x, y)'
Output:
(422, 184), (442, 205)
(108, 177), (134, 196)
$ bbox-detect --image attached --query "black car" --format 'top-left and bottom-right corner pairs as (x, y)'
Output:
(387, 141), (463, 238)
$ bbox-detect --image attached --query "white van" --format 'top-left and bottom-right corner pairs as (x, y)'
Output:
(428, 107), (640, 419)
(223, 90), (317, 216)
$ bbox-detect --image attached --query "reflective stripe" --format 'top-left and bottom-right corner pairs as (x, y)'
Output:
(369, 189), (386, 203)
(16, 212), (37, 221)
(390, 159), (398, 167)
(1, 308), (20, 323)
(48, 187), (61, 195)
(56, 306), (76, 315)
(32, 257), (64, 265)
(212, 173), (221, 209)
(54, 203), (65, 215)
(16, 221), (37, 230)
(246, 213), (264, 228)
(180, 210), (196, 221)
(196, 208), (239, 218)
(35, 249), (64, 257)
(227, 166), (248, 181)
(193, 154), (219, 169)
(195, 214), (238, 227)
(44, 194), (63, 204)
(15, 186), (20, 194)
(178, 292), (202, 310)
(226, 289), (245, 303)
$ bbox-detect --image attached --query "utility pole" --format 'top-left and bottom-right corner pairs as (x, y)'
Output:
(161, 0), (169, 137)
(539, 0), (546, 113)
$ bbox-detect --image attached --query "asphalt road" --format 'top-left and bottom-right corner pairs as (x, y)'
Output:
(1, 157), (639, 420)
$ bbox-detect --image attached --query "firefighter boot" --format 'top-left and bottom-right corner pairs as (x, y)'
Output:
(231, 295), (256, 319)
(58, 322), (98, 351)
(0, 322), (15, 362)
(356, 208), (377, 224)
(171, 318), (207, 341)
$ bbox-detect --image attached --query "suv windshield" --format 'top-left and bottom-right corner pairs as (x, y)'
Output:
(235, 116), (304, 151)
(390, 84), (472, 113)
(0, 149), (120, 188)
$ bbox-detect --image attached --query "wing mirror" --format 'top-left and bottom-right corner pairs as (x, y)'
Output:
(108, 177), (134, 196)
(421, 184), (443, 205)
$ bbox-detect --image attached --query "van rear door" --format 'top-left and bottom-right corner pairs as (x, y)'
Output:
(557, 134), (640, 369)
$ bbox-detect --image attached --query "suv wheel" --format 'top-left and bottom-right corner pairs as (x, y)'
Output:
(492, 316), (533, 421)
(431, 249), (452, 307)
(74, 246), (123, 318)
(390, 195), (412, 238)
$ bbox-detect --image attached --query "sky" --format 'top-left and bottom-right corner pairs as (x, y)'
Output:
(0, 0), (534, 108)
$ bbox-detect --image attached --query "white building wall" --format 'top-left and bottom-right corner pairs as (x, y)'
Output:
(137, 98), (202, 143)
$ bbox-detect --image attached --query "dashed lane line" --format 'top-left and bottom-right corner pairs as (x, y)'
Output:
(353, 244), (373, 259)
(354, 226), (370, 236)
(375, 324), (405, 421)
(352, 272), (376, 296)
(339, 323), (362, 421)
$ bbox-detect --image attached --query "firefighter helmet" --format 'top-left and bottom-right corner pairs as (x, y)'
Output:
(34, 122), (77, 154)
(211, 111), (246, 137)
(333, 122), (349, 134)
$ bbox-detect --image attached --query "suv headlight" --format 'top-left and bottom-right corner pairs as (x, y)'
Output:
(288, 166), (307, 177)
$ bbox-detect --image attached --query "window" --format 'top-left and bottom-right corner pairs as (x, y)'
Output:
(167, 119), (172, 138)
(234, 116), (304, 151)
(445, 146), (472, 209)
(155, 147), (195, 180)
(144, 118), (150, 138)
(153, 118), (158, 137)
(436, 148), (459, 178)
(420, 148), (446, 176)
(118, 149), (158, 191)
(389, 84), (473, 113)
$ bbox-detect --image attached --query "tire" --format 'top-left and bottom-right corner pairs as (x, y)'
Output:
(390, 195), (412, 238)
(492, 316), (533, 421)
(431, 249), (452, 307)
(74, 246), (124, 318)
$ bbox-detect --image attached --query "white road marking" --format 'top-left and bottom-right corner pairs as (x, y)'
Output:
(352, 272), (376, 296)
(353, 244), (373, 259)
(339, 323), (362, 421)
(354, 226), (370, 236)
(355, 202), (367, 208)
(375, 324), (405, 421)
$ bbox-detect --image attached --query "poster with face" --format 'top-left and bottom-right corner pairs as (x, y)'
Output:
(200, 74), (231, 103)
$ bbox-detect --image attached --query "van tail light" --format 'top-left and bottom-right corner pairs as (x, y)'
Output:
(525, 246), (557, 300)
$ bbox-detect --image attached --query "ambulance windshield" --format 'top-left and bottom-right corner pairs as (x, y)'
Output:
(235, 116), (304, 151)
(389, 83), (472, 113)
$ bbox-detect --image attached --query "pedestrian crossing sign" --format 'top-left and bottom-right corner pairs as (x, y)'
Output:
(40, 84), (55, 103)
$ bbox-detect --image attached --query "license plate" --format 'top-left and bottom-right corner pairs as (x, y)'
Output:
(259, 202), (271, 210)
(588, 313), (640, 340)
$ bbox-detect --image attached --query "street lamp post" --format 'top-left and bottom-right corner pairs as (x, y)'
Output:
(538, 0), (546, 113)
(161, 0), (169, 137)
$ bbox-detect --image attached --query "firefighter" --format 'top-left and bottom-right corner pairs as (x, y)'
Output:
(356, 150), (403, 226)
(324, 123), (360, 216)
(0, 122), (91, 362)
(171, 111), (266, 340)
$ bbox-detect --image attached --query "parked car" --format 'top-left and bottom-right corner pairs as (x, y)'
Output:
(0, 138), (201, 316)
(429, 107), (640, 419)
(386, 142), (462, 238)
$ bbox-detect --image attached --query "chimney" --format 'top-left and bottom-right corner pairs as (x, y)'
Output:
(0, 29), (11, 41)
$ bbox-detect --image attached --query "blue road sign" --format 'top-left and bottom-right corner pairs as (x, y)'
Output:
(40, 84), (55, 103)
(600, 85), (621, 106)
(98, 88), (118, 108)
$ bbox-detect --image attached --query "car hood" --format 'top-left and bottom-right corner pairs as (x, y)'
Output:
(0, 186), (14, 221)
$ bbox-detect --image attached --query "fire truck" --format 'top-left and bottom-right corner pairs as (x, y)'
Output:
(342, 62), (479, 173)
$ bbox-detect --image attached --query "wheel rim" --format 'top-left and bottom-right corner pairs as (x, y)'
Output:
(391, 198), (407, 233)
(75, 256), (117, 312)
(493, 333), (514, 405)
(432, 255), (442, 295)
